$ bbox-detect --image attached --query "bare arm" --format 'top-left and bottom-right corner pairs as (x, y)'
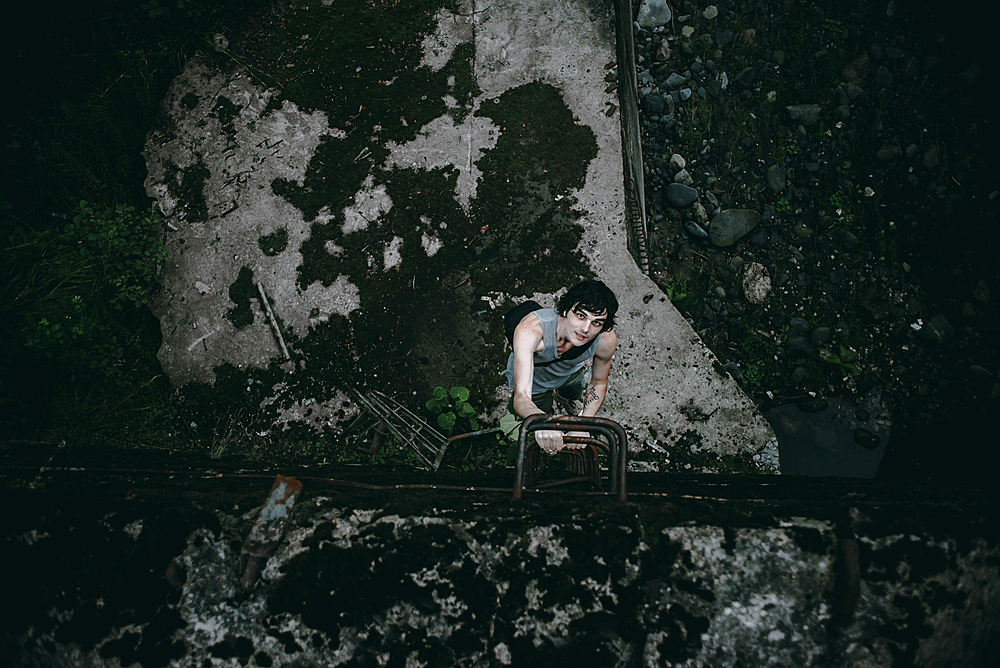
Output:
(579, 329), (617, 417)
(510, 314), (545, 420)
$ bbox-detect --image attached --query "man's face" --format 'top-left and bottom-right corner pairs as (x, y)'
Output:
(565, 306), (606, 346)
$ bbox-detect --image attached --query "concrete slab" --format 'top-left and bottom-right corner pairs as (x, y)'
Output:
(142, 0), (776, 470)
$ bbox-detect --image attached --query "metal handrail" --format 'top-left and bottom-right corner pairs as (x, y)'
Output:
(513, 415), (628, 501)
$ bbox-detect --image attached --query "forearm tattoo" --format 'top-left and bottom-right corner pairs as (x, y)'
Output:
(581, 387), (599, 412)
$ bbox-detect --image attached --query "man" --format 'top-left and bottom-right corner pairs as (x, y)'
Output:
(504, 280), (619, 454)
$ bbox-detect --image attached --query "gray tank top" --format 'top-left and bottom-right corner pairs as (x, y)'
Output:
(503, 308), (602, 393)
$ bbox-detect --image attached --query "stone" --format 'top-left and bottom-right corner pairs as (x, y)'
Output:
(809, 326), (832, 345)
(766, 164), (786, 192)
(637, 0), (672, 28)
(876, 145), (900, 161)
(743, 262), (771, 304)
(735, 66), (755, 87)
(785, 336), (813, 359)
(785, 104), (821, 126)
(691, 202), (709, 225)
(642, 92), (666, 114)
(788, 317), (810, 337)
(916, 313), (954, 345)
(673, 168), (694, 186)
(684, 220), (709, 239)
(664, 183), (699, 208)
(669, 153), (686, 173)
(666, 72), (687, 89)
(709, 209), (760, 247)
(973, 279), (990, 303)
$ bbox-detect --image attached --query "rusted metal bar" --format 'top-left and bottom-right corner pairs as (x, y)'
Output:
(513, 415), (627, 501)
(239, 474), (303, 590)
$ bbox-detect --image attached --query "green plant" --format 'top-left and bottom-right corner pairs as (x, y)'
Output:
(425, 386), (479, 436)
(741, 360), (765, 391)
(661, 278), (688, 304)
(776, 197), (792, 214)
(64, 201), (169, 310)
(497, 412), (522, 463)
(822, 345), (859, 375)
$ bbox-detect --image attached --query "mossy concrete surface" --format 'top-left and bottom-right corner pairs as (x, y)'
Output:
(143, 0), (774, 468)
(2, 454), (997, 666)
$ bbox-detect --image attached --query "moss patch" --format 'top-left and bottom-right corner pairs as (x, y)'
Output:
(250, 4), (602, 422)
(210, 96), (242, 136)
(226, 266), (256, 329)
(167, 159), (210, 223)
(257, 227), (288, 257)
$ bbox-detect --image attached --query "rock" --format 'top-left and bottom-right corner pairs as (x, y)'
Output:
(786, 336), (813, 359)
(691, 202), (709, 225)
(869, 42), (886, 64)
(791, 366), (810, 385)
(766, 164), (786, 192)
(212, 33), (229, 52)
(673, 168), (694, 186)
(684, 220), (709, 239)
(854, 428), (881, 450)
(743, 262), (771, 305)
(664, 183), (699, 208)
(750, 229), (769, 246)
(709, 209), (760, 247)
(637, 0), (672, 28)
(876, 66), (893, 89)
(735, 66), (756, 87)
(642, 92), (666, 114)
(793, 222), (814, 238)
(788, 318), (811, 338)
(922, 144), (939, 169)
(841, 231), (860, 250)
(809, 326), (832, 345)
(666, 72), (687, 89)
(973, 279), (990, 303)
(785, 104), (821, 126)
(916, 313), (954, 345)
(703, 5), (719, 20)
(669, 153), (686, 173)
(845, 84), (865, 100)
(876, 145), (901, 161)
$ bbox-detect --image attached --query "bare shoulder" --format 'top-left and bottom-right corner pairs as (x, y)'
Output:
(596, 328), (618, 358)
(513, 312), (544, 354)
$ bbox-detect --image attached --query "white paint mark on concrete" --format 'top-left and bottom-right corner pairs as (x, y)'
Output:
(383, 235), (403, 270)
(343, 175), (392, 234)
(421, 232), (443, 257)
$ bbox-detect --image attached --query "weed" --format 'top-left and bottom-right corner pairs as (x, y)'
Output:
(661, 278), (689, 304)
(425, 386), (479, 436)
(821, 345), (860, 376)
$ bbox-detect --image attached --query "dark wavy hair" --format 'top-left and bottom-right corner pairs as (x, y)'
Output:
(557, 280), (619, 331)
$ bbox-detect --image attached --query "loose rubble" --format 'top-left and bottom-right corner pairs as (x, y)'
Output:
(633, 0), (997, 478)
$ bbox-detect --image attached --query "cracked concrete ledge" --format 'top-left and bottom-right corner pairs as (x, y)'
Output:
(3, 471), (997, 667)
(142, 0), (776, 468)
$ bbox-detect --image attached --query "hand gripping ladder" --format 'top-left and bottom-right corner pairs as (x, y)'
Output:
(512, 414), (628, 501)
